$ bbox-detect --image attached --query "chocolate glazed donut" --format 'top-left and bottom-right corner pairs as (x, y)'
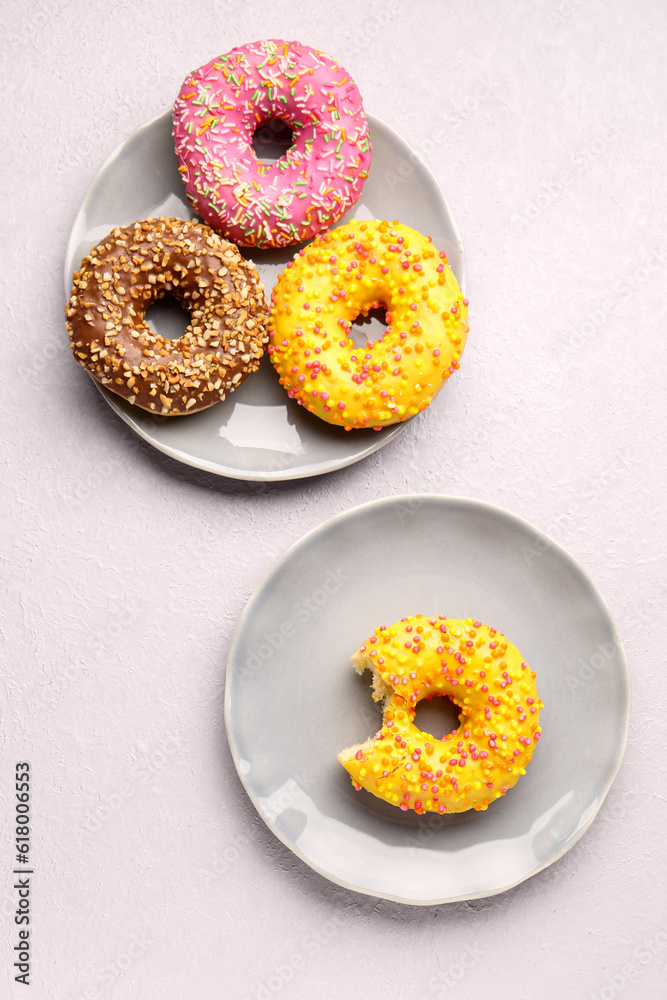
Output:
(66, 217), (268, 415)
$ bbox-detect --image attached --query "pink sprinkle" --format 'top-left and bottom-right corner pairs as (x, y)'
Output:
(355, 750), (363, 760)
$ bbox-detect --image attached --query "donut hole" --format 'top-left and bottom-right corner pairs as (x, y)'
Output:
(349, 306), (388, 348)
(252, 118), (295, 164)
(145, 296), (191, 341)
(413, 694), (461, 740)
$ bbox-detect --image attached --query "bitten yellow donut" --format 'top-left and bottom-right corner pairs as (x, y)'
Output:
(338, 616), (543, 814)
(268, 220), (468, 430)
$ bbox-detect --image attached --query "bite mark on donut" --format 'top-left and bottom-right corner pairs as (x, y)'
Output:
(338, 616), (543, 815)
(351, 648), (393, 704)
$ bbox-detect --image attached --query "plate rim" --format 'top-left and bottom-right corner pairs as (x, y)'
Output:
(64, 110), (465, 482)
(224, 493), (631, 905)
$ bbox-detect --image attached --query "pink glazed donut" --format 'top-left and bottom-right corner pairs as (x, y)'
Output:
(172, 39), (372, 248)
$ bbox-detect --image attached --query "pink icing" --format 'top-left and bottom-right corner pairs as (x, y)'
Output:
(172, 39), (372, 248)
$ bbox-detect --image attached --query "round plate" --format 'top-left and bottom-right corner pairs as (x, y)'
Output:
(64, 111), (465, 481)
(225, 495), (630, 905)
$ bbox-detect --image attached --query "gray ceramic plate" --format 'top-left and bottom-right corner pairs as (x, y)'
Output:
(225, 495), (630, 905)
(64, 111), (464, 481)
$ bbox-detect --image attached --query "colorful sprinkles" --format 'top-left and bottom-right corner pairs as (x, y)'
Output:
(338, 616), (543, 814)
(173, 39), (372, 248)
(268, 219), (469, 429)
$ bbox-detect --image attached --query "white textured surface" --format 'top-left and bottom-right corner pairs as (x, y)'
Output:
(1, 1), (665, 997)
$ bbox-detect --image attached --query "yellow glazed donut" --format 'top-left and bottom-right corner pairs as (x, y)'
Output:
(338, 616), (543, 814)
(268, 220), (468, 430)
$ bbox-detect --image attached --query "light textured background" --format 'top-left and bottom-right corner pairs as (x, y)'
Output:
(1, 1), (666, 997)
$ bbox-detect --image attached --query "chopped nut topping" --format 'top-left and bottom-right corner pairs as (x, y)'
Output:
(65, 217), (268, 416)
